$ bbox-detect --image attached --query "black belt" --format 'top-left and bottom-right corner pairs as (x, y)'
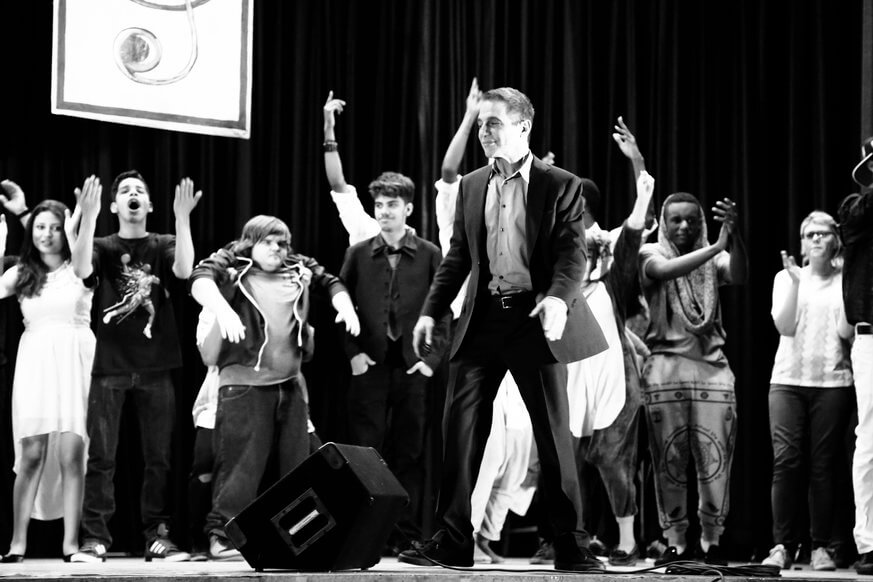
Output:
(489, 291), (535, 310)
(858, 323), (873, 335)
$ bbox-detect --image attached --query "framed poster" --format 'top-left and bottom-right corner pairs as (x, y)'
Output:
(52, 0), (253, 138)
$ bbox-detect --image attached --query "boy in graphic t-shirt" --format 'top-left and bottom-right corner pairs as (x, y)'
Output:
(67, 170), (202, 562)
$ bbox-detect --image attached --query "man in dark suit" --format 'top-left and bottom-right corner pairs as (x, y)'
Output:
(339, 172), (449, 552)
(398, 87), (608, 571)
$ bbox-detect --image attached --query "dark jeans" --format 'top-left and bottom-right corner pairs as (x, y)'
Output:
(347, 355), (428, 539)
(188, 427), (214, 552)
(206, 381), (308, 538)
(769, 384), (855, 549)
(81, 372), (176, 545)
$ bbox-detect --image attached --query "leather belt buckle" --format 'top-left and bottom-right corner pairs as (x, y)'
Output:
(499, 295), (513, 310)
(857, 323), (873, 335)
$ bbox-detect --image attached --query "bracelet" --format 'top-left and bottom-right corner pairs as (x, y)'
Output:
(14, 208), (31, 219)
(323, 140), (338, 153)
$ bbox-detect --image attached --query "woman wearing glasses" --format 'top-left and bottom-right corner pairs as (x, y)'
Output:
(763, 211), (854, 571)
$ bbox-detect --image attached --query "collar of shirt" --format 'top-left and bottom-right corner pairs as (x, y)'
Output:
(489, 150), (534, 184)
(370, 231), (418, 258)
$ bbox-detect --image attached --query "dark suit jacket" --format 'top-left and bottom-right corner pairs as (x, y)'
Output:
(420, 156), (608, 363)
(341, 232), (449, 370)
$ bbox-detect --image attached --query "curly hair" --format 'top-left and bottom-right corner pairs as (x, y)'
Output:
(229, 215), (292, 257)
(15, 200), (72, 298)
(368, 172), (415, 204)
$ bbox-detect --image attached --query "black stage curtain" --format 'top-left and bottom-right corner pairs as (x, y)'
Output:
(0, 0), (866, 559)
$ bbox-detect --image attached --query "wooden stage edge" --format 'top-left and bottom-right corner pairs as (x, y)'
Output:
(0, 557), (871, 582)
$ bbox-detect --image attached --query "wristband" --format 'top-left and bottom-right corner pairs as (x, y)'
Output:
(323, 140), (338, 153)
(14, 208), (31, 219)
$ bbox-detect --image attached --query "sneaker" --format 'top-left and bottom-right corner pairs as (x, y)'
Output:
(69, 540), (108, 563)
(762, 544), (792, 569)
(208, 535), (243, 562)
(529, 539), (555, 564)
(811, 547), (836, 571)
(609, 544), (640, 566)
(145, 525), (190, 562)
(856, 550), (873, 575)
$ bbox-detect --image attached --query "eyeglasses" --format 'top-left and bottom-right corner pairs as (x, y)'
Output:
(803, 231), (835, 240)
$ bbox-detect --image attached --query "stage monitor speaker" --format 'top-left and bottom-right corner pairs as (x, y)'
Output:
(225, 442), (409, 572)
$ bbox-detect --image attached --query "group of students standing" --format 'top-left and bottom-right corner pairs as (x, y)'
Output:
(1, 80), (872, 575)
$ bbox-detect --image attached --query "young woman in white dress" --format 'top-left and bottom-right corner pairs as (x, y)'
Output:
(0, 181), (98, 562)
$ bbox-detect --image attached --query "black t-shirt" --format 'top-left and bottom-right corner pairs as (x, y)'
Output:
(91, 233), (182, 375)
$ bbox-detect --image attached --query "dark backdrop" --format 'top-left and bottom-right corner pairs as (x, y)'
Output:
(0, 0), (869, 560)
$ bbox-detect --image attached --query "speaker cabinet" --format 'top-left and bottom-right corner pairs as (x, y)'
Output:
(225, 442), (409, 571)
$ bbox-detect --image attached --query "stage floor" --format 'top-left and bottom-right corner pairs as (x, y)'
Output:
(0, 557), (870, 581)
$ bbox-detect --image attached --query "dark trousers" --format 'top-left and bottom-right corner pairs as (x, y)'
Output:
(769, 384), (855, 549)
(437, 294), (585, 552)
(206, 381), (308, 538)
(188, 427), (214, 552)
(347, 341), (428, 539)
(81, 372), (176, 545)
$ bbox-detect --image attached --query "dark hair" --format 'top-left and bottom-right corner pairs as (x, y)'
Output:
(368, 172), (415, 204)
(15, 200), (71, 298)
(481, 87), (535, 125)
(229, 215), (292, 258)
(110, 169), (149, 198)
(580, 178), (602, 221)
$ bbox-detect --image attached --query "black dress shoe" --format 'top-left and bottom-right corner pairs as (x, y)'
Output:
(654, 545), (692, 566)
(702, 544), (728, 566)
(1, 554), (24, 563)
(397, 531), (473, 567)
(553, 533), (605, 572)
(856, 550), (873, 575)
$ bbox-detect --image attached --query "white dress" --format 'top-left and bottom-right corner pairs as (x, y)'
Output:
(11, 262), (95, 520)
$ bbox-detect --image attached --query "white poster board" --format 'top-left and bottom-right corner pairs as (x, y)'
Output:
(52, 0), (253, 139)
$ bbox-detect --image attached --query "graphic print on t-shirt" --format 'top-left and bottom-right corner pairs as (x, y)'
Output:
(102, 253), (166, 338)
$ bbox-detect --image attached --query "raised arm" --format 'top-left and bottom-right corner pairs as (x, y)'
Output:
(612, 116), (647, 182)
(0, 179), (32, 228)
(441, 78), (481, 183)
(71, 175), (101, 280)
(712, 197), (748, 284)
(323, 90), (351, 193)
(435, 78), (481, 255)
(627, 171), (655, 230)
(172, 177), (202, 279)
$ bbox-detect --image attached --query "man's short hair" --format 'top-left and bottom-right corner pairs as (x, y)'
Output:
(481, 87), (535, 125)
(368, 172), (415, 204)
(580, 178), (602, 222)
(110, 169), (149, 197)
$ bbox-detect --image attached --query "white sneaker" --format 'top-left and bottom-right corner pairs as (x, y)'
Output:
(811, 547), (836, 571)
(762, 544), (792, 569)
(208, 535), (243, 562)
